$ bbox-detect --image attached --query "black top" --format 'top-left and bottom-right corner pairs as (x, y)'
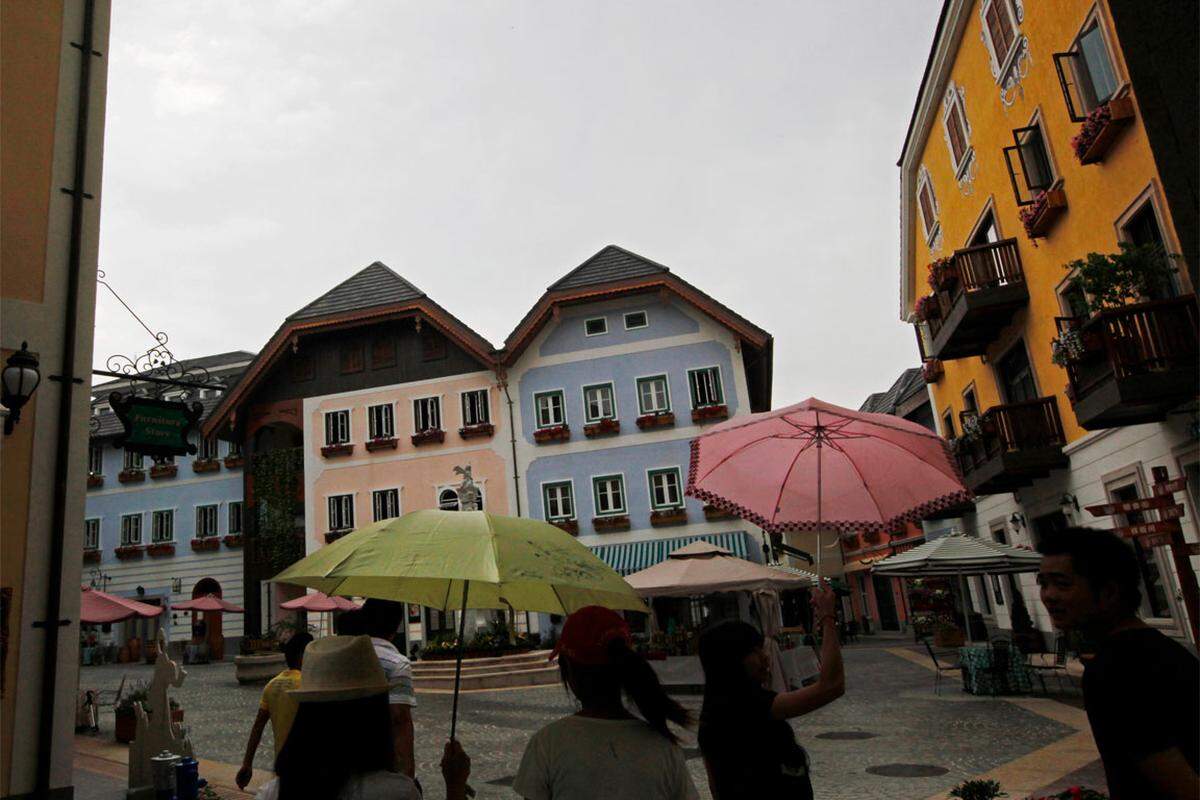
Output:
(698, 686), (812, 800)
(1081, 626), (1199, 799)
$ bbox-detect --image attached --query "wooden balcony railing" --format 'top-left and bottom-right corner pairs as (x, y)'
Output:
(955, 396), (1067, 478)
(923, 239), (1027, 357)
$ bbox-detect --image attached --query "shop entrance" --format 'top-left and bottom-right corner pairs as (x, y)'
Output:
(872, 575), (900, 631)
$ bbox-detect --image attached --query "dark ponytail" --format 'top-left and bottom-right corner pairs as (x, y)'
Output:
(608, 638), (692, 743)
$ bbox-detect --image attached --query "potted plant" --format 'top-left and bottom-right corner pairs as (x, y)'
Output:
(149, 463), (178, 480)
(114, 682), (183, 743)
(934, 620), (965, 647)
(592, 515), (630, 532)
(949, 779), (1006, 800)
(410, 428), (445, 446)
(583, 418), (620, 438)
(926, 256), (958, 293)
(635, 411), (675, 429)
(533, 424), (570, 443)
(115, 545), (144, 560)
(1066, 243), (1178, 315)
(365, 437), (398, 452)
(1050, 328), (1088, 367)
(649, 508), (688, 527)
(83, 549), (101, 563)
(190, 537), (220, 552)
(319, 443), (354, 457)
(691, 404), (729, 424)
(118, 468), (145, 484)
(915, 294), (941, 322)
(192, 457), (221, 473)
(147, 542), (175, 557)
(458, 422), (495, 439)
(1071, 95), (1135, 165)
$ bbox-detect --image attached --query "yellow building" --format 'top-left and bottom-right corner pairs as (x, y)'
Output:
(2, 1), (112, 796)
(899, 0), (1198, 643)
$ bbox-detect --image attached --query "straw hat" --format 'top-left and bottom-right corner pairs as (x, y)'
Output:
(289, 635), (390, 702)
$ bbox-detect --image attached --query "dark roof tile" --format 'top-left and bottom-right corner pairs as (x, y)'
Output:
(548, 245), (670, 291)
(288, 261), (424, 321)
(859, 368), (926, 415)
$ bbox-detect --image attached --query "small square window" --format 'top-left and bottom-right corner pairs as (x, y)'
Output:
(623, 311), (648, 330)
(584, 317), (608, 337)
(371, 337), (396, 369)
(339, 344), (365, 374)
(421, 330), (447, 361)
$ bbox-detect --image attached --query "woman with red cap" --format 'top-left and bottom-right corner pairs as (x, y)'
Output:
(513, 605), (699, 799)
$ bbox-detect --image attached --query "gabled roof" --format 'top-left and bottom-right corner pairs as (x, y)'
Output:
(859, 368), (927, 416)
(548, 245), (670, 291)
(288, 262), (424, 321)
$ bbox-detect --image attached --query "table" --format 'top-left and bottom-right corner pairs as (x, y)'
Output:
(958, 645), (1033, 695)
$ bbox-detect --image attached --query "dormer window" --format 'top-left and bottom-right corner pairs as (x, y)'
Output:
(584, 317), (608, 337)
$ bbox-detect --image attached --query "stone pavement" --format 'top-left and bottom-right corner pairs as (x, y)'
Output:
(73, 644), (1106, 799)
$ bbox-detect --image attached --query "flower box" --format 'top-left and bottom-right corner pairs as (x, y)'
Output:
(83, 549), (101, 563)
(650, 508), (688, 527)
(533, 425), (570, 444)
(192, 458), (220, 473)
(915, 294), (941, 322)
(190, 537), (220, 552)
(149, 464), (178, 480)
(87, 474), (104, 489)
(458, 423), (495, 440)
(320, 443), (354, 458)
(325, 530), (350, 544)
(147, 543), (176, 557)
(703, 504), (737, 521)
(550, 519), (579, 535)
(592, 515), (630, 532)
(583, 419), (620, 438)
(1019, 186), (1067, 239)
(635, 412), (675, 430)
(691, 405), (729, 424)
(411, 429), (445, 447)
(1073, 96), (1135, 165)
(365, 437), (398, 452)
(922, 360), (943, 383)
(117, 469), (145, 484)
(223, 455), (244, 469)
(223, 534), (244, 548)
(926, 257), (958, 293)
(115, 545), (145, 560)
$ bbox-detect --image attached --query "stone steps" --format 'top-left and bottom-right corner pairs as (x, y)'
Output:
(413, 649), (559, 691)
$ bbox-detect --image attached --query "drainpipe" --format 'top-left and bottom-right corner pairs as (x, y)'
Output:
(37, 0), (98, 794)
(499, 375), (521, 516)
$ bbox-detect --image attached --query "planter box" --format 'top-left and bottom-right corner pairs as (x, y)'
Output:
(592, 515), (630, 532)
(147, 543), (176, 557)
(87, 474), (104, 489)
(222, 534), (244, 548)
(149, 464), (178, 480)
(411, 429), (445, 447)
(922, 360), (943, 383)
(320, 443), (354, 458)
(83, 549), (101, 563)
(365, 437), (398, 452)
(1021, 186), (1067, 239)
(223, 455), (244, 469)
(691, 405), (729, 424)
(115, 545), (144, 560)
(1076, 97), (1135, 165)
(533, 425), (570, 444)
(190, 537), (220, 552)
(703, 505), (737, 521)
(192, 459), (220, 473)
(235, 652), (286, 685)
(550, 519), (579, 535)
(458, 423), (495, 440)
(117, 469), (145, 484)
(650, 508), (688, 527)
(583, 419), (620, 438)
(636, 412), (675, 430)
(325, 530), (350, 544)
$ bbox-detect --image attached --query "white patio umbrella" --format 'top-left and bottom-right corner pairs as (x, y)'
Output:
(871, 534), (1042, 643)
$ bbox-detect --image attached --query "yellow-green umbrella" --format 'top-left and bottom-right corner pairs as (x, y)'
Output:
(271, 509), (647, 736)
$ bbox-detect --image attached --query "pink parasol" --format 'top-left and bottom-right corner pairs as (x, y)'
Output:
(171, 593), (246, 613)
(80, 586), (164, 625)
(279, 591), (360, 612)
(687, 398), (972, 571)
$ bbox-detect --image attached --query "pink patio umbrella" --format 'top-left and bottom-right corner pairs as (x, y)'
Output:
(687, 398), (972, 573)
(280, 591), (361, 612)
(80, 586), (164, 624)
(170, 593), (246, 613)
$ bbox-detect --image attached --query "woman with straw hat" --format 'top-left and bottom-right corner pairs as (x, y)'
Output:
(256, 635), (470, 800)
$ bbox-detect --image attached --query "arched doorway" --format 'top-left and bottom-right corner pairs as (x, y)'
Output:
(191, 577), (224, 660)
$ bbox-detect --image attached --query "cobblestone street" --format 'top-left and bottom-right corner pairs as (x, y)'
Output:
(75, 643), (1102, 799)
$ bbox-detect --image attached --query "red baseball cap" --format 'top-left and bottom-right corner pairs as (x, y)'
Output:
(551, 606), (633, 666)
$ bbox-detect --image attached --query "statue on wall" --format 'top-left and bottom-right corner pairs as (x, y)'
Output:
(453, 465), (481, 511)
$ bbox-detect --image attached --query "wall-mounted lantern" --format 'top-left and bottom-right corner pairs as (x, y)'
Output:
(2, 342), (41, 435)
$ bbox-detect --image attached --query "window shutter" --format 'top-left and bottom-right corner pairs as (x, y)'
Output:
(1053, 52), (1086, 122)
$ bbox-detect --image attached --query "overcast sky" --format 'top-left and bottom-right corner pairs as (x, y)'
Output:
(96, 1), (941, 408)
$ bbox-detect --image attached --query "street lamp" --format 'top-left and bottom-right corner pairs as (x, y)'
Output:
(2, 342), (41, 435)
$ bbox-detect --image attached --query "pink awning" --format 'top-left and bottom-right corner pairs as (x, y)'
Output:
(171, 593), (245, 613)
(80, 586), (164, 624)
(280, 591), (360, 612)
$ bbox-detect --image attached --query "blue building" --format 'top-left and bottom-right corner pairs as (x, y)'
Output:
(84, 351), (253, 655)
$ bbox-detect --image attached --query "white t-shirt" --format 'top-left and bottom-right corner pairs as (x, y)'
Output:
(256, 771), (420, 800)
(513, 715), (699, 800)
(371, 637), (416, 707)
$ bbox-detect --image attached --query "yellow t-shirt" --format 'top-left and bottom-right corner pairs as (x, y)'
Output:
(259, 668), (301, 756)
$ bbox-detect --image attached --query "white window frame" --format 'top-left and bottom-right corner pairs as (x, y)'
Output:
(583, 316), (609, 337)
(438, 488), (460, 511)
(324, 409), (352, 445)
(88, 444), (104, 475)
(412, 395), (442, 434)
(941, 83), (974, 178)
(195, 504), (219, 538)
(647, 467), (684, 511)
(541, 480), (576, 522)
(228, 501), (243, 535)
(687, 366), (725, 409)
(367, 402), (395, 440)
(582, 382), (617, 423)
(592, 473), (627, 517)
(534, 389), (567, 429)
(372, 487), (401, 522)
(916, 165), (940, 247)
(197, 436), (220, 461)
(328, 494), (356, 532)
(1066, 11), (1122, 115)
(623, 310), (649, 330)
(636, 374), (671, 415)
(123, 449), (144, 471)
(84, 518), (101, 551)
(460, 388), (491, 427)
(120, 513), (142, 546)
(151, 509), (175, 544)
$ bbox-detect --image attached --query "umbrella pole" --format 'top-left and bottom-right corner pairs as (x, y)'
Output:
(449, 580), (470, 741)
(816, 418), (823, 576)
(958, 572), (972, 644)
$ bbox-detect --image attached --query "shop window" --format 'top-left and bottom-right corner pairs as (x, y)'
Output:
(1003, 124), (1056, 206)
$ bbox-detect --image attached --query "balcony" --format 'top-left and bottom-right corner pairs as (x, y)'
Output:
(920, 239), (1028, 360)
(1056, 296), (1199, 430)
(953, 397), (1069, 495)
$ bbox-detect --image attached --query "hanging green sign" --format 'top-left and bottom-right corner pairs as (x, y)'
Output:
(109, 392), (203, 457)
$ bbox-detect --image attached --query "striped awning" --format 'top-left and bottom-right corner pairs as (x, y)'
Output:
(591, 532), (754, 576)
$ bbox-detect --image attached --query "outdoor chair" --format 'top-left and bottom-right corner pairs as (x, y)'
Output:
(988, 639), (1013, 695)
(922, 639), (961, 695)
(1028, 635), (1072, 694)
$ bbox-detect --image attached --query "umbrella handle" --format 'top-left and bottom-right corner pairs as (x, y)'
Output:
(449, 580), (470, 741)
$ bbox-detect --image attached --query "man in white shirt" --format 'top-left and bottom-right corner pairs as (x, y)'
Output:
(362, 599), (416, 778)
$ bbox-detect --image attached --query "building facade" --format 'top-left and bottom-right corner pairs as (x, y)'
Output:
(84, 352), (253, 654)
(899, 0), (1199, 642)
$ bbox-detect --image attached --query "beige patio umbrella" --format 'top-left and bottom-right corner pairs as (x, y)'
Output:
(625, 541), (817, 597)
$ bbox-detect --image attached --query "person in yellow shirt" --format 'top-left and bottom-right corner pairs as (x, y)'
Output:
(236, 632), (312, 791)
